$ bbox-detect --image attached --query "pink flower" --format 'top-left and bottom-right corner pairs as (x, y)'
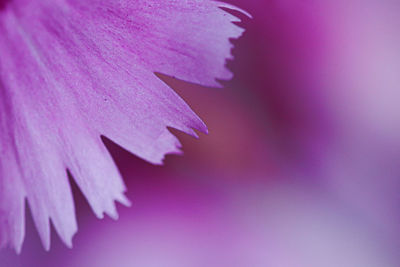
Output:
(0, 0), (245, 252)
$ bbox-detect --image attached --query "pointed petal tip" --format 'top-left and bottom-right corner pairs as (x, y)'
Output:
(107, 212), (119, 221)
(170, 149), (184, 156)
(42, 229), (51, 251)
(160, 147), (184, 164)
(95, 211), (105, 220)
(0, 229), (24, 254)
(64, 237), (74, 249)
(105, 206), (119, 220)
(217, 2), (253, 19)
(15, 246), (22, 255)
(186, 128), (199, 139)
(63, 225), (77, 249)
(117, 194), (132, 207)
(36, 219), (51, 252)
(191, 120), (208, 136)
(43, 239), (51, 252)
(14, 239), (24, 254)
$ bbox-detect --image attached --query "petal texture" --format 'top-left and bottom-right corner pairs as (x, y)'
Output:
(0, 0), (245, 252)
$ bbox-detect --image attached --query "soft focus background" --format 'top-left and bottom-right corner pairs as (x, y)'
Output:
(2, 1), (400, 266)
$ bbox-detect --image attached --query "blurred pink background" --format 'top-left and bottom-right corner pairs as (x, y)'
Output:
(2, 1), (400, 266)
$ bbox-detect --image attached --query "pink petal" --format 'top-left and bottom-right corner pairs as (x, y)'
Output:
(0, 0), (245, 252)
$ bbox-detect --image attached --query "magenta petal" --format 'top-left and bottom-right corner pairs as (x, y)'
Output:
(0, 0), (245, 251)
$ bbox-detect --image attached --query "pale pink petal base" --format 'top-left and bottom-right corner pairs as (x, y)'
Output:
(0, 0), (246, 252)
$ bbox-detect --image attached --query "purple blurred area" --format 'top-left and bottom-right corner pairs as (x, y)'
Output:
(2, 0), (400, 266)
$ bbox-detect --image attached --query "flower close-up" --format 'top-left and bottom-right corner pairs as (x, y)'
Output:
(2, 1), (400, 267)
(0, 0), (244, 253)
